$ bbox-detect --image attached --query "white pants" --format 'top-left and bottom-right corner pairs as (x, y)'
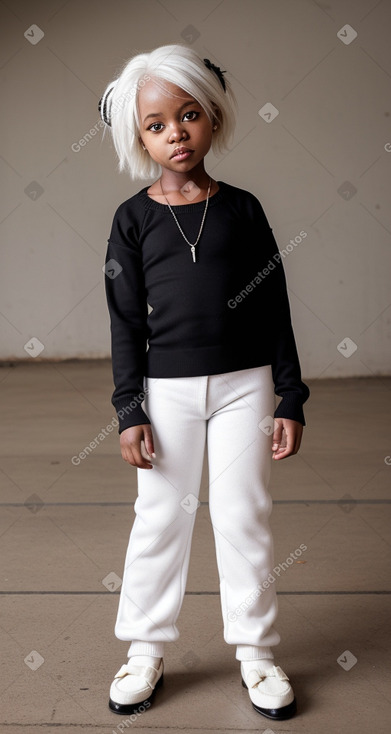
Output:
(115, 365), (281, 661)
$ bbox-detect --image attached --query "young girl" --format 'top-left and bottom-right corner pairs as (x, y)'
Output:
(99, 43), (309, 722)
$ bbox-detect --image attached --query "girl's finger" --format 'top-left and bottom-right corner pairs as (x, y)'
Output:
(140, 439), (155, 461)
(143, 430), (156, 459)
(140, 439), (148, 460)
(273, 424), (303, 459)
(272, 420), (283, 451)
(132, 443), (153, 469)
(285, 428), (295, 455)
(122, 443), (150, 469)
(122, 445), (135, 465)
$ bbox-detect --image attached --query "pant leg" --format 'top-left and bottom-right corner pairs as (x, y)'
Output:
(206, 365), (281, 651)
(114, 375), (206, 645)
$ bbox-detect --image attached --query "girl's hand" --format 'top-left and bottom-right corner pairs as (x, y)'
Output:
(120, 424), (156, 469)
(272, 418), (303, 460)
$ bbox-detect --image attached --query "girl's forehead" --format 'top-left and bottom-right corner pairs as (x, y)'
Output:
(138, 79), (195, 110)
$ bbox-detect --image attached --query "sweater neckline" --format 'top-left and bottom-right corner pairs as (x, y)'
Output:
(140, 180), (225, 212)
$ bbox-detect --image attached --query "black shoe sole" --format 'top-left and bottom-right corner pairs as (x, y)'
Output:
(241, 677), (297, 720)
(108, 672), (163, 715)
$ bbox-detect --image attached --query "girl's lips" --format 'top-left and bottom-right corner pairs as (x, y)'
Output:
(170, 149), (193, 160)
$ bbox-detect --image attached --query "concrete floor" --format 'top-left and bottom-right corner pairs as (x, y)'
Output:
(0, 360), (390, 734)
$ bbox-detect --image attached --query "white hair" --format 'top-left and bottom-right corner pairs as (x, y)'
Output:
(99, 44), (238, 180)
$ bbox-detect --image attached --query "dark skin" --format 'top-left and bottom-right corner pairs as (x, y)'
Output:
(120, 78), (304, 469)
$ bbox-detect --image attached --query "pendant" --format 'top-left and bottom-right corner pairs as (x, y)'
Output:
(191, 246), (196, 263)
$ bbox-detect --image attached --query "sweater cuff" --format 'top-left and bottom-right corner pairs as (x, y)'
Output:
(113, 400), (151, 434)
(274, 394), (307, 426)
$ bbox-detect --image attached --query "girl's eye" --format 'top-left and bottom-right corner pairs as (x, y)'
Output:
(183, 110), (198, 121)
(149, 122), (164, 132)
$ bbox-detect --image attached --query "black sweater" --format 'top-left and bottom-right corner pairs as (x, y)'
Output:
(104, 180), (310, 432)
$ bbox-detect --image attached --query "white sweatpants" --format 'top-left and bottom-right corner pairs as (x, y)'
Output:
(115, 365), (281, 661)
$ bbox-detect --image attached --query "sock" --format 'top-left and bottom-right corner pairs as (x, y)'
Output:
(127, 640), (165, 658)
(236, 645), (275, 661)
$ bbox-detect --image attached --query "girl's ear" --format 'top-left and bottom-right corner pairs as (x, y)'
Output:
(211, 104), (223, 130)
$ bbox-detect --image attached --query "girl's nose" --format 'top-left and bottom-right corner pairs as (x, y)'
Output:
(168, 123), (188, 142)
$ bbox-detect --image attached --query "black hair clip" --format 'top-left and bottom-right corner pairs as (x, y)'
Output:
(203, 58), (227, 92)
(98, 83), (115, 127)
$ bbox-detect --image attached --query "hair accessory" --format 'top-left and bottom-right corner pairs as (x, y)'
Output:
(98, 81), (117, 127)
(203, 58), (227, 92)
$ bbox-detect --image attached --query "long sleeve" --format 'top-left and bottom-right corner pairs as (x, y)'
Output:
(104, 205), (150, 433)
(247, 195), (310, 425)
(269, 255), (310, 425)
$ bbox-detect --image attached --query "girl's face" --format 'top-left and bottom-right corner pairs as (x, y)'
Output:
(137, 79), (215, 175)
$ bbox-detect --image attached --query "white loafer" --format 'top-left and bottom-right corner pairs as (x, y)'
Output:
(109, 658), (164, 714)
(241, 663), (297, 720)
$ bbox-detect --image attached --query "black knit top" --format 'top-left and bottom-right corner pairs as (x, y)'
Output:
(104, 180), (310, 432)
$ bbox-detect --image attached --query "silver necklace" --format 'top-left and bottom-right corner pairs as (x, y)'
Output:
(159, 177), (212, 263)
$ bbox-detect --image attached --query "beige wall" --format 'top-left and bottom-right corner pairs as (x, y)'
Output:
(1, 0), (390, 378)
